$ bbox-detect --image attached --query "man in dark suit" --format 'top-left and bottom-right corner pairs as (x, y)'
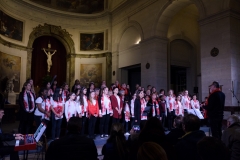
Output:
(0, 109), (23, 160)
(203, 81), (225, 139)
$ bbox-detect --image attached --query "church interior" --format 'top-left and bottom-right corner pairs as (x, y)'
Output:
(0, 0), (240, 159)
(0, 0), (240, 108)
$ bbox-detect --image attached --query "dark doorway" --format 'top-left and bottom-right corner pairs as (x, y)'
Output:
(127, 64), (141, 94)
(170, 65), (187, 94)
(31, 36), (67, 88)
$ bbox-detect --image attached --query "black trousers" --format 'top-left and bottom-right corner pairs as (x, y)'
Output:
(0, 146), (19, 160)
(160, 112), (166, 128)
(112, 117), (120, 124)
(34, 115), (42, 129)
(125, 121), (129, 132)
(88, 116), (97, 138)
(81, 113), (87, 135)
(99, 114), (110, 135)
(209, 118), (223, 139)
(167, 110), (175, 130)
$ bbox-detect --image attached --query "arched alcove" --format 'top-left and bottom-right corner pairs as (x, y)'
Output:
(31, 36), (67, 87)
(119, 26), (141, 51)
(27, 23), (75, 85)
(154, 0), (205, 38)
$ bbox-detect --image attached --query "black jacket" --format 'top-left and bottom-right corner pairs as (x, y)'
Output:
(0, 133), (15, 147)
(134, 98), (141, 124)
(166, 128), (185, 146)
(45, 132), (98, 160)
(175, 130), (206, 160)
(222, 123), (240, 160)
(203, 91), (225, 119)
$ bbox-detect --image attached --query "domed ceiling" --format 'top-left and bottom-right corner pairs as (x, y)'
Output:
(29, 0), (104, 14)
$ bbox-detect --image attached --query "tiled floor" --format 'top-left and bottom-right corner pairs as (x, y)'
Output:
(2, 121), (210, 160)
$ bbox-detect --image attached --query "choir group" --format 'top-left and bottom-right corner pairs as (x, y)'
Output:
(18, 78), (205, 140)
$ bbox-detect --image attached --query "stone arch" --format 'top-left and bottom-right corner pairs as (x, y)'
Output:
(154, 0), (206, 38)
(117, 20), (144, 52)
(27, 23), (75, 84)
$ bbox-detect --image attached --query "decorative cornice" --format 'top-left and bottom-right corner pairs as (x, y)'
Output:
(32, 23), (72, 38)
(68, 52), (112, 59)
(140, 36), (169, 44)
(0, 36), (32, 51)
(199, 9), (240, 26)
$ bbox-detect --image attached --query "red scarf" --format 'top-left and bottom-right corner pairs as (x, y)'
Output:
(23, 91), (35, 113)
(44, 98), (51, 119)
(140, 98), (147, 120)
(54, 98), (63, 115)
(62, 90), (69, 102)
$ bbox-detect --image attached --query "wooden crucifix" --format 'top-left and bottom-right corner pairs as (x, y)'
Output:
(42, 41), (57, 73)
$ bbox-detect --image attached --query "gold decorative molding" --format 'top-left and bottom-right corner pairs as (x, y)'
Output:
(0, 36), (32, 51)
(29, 23), (75, 54)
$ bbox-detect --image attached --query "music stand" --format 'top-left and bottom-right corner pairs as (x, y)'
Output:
(230, 90), (240, 114)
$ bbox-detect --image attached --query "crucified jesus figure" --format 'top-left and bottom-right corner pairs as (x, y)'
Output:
(43, 48), (57, 72)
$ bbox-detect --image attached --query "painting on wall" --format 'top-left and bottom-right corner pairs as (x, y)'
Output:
(80, 64), (102, 87)
(0, 10), (23, 41)
(80, 32), (104, 51)
(0, 52), (21, 92)
(30, 0), (104, 14)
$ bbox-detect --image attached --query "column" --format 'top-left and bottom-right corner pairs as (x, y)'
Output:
(139, 36), (168, 91)
(200, 10), (240, 106)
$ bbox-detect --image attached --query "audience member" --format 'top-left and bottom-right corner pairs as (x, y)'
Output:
(138, 117), (176, 160)
(137, 142), (168, 160)
(102, 123), (129, 160)
(197, 137), (230, 160)
(166, 115), (185, 146)
(175, 114), (205, 160)
(221, 115), (240, 160)
(46, 117), (98, 160)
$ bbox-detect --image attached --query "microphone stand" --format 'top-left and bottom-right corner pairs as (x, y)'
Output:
(229, 90), (240, 113)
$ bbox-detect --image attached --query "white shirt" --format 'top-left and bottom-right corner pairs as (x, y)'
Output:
(190, 100), (200, 109)
(115, 95), (120, 109)
(181, 96), (191, 110)
(83, 96), (88, 112)
(65, 100), (81, 121)
(50, 98), (64, 120)
(34, 97), (45, 117)
(131, 99), (135, 117)
(166, 96), (175, 111)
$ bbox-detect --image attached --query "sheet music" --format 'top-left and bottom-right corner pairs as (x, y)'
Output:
(15, 140), (19, 146)
(188, 109), (204, 119)
(34, 122), (46, 142)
